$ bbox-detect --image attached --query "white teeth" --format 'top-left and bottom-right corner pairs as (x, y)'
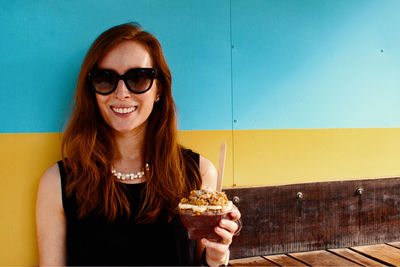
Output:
(112, 106), (136, 114)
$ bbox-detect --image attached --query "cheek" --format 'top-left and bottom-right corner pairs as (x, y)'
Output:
(96, 95), (107, 108)
(139, 87), (158, 105)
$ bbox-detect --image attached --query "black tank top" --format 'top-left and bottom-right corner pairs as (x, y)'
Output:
(58, 150), (199, 266)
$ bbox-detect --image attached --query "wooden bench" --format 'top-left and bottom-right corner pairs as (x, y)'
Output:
(228, 243), (400, 265)
(223, 177), (400, 265)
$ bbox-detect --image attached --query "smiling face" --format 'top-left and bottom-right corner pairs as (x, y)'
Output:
(95, 41), (159, 135)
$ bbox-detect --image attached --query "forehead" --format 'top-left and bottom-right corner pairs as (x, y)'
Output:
(97, 41), (153, 71)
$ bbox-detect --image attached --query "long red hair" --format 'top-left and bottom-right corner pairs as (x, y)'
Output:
(62, 22), (201, 222)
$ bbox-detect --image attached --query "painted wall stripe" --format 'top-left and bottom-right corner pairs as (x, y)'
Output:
(1, 0), (400, 133)
(2, 128), (400, 264)
(231, 0), (400, 130)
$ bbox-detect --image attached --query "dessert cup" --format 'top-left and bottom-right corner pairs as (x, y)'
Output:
(178, 189), (233, 240)
(179, 209), (232, 240)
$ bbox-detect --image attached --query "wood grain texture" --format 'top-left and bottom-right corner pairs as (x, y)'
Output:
(229, 256), (277, 266)
(264, 254), (306, 266)
(387, 242), (400, 249)
(351, 244), (400, 265)
(224, 177), (400, 259)
(328, 248), (385, 266)
(289, 250), (359, 266)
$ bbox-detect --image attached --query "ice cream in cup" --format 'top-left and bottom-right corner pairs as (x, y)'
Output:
(178, 188), (234, 240)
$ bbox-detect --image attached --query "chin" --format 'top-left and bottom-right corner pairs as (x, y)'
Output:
(111, 122), (146, 134)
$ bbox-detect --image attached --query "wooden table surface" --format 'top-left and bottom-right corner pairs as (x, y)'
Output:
(230, 242), (400, 266)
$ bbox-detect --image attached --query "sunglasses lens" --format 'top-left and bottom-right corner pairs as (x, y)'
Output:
(125, 69), (155, 93)
(90, 71), (116, 94)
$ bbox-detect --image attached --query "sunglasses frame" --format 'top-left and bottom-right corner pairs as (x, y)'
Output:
(88, 67), (157, 95)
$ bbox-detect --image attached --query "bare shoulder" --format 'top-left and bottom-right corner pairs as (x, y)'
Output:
(41, 163), (61, 181)
(37, 163), (63, 212)
(38, 163), (62, 194)
(199, 155), (217, 190)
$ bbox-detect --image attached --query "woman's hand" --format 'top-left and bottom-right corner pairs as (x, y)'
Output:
(198, 155), (242, 266)
(201, 207), (242, 266)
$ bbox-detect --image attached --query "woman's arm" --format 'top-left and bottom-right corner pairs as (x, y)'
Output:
(36, 163), (67, 266)
(196, 155), (241, 266)
(199, 155), (218, 191)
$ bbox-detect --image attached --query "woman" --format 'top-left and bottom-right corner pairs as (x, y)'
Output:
(36, 22), (240, 266)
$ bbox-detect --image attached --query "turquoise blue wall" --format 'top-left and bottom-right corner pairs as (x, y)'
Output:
(1, 0), (399, 133)
(231, 0), (400, 129)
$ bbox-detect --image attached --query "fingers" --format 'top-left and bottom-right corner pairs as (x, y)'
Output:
(201, 210), (242, 264)
(201, 222), (233, 248)
(211, 217), (240, 245)
(229, 207), (241, 221)
(201, 237), (228, 253)
(220, 219), (238, 236)
(216, 225), (233, 245)
(201, 216), (240, 266)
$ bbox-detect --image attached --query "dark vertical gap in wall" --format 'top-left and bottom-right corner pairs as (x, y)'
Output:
(229, 0), (236, 187)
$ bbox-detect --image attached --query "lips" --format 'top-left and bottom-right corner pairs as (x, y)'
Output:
(111, 106), (137, 114)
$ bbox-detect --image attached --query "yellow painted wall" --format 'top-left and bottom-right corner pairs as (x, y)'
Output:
(0, 133), (62, 266)
(178, 130), (234, 187)
(233, 128), (400, 186)
(2, 128), (400, 265)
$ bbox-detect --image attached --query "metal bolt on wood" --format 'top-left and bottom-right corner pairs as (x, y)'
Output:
(233, 196), (240, 204)
(296, 192), (304, 200)
(356, 187), (364, 195)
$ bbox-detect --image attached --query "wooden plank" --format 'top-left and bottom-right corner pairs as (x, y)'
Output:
(224, 177), (400, 259)
(229, 256), (277, 266)
(289, 250), (359, 266)
(387, 241), (400, 249)
(352, 244), (400, 265)
(328, 248), (385, 266)
(264, 254), (306, 266)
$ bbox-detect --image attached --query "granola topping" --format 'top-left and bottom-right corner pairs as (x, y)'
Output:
(178, 189), (232, 213)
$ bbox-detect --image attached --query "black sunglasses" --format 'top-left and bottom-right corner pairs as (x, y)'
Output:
(88, 68), (157, 95)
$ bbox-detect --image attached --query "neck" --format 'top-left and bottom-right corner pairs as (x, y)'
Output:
(113, 123), (147, 171)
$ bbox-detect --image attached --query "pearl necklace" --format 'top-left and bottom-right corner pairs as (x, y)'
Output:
(111, 163), (149, 181)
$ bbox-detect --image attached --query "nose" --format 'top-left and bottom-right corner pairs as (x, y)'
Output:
(114, 79), (131, 99)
